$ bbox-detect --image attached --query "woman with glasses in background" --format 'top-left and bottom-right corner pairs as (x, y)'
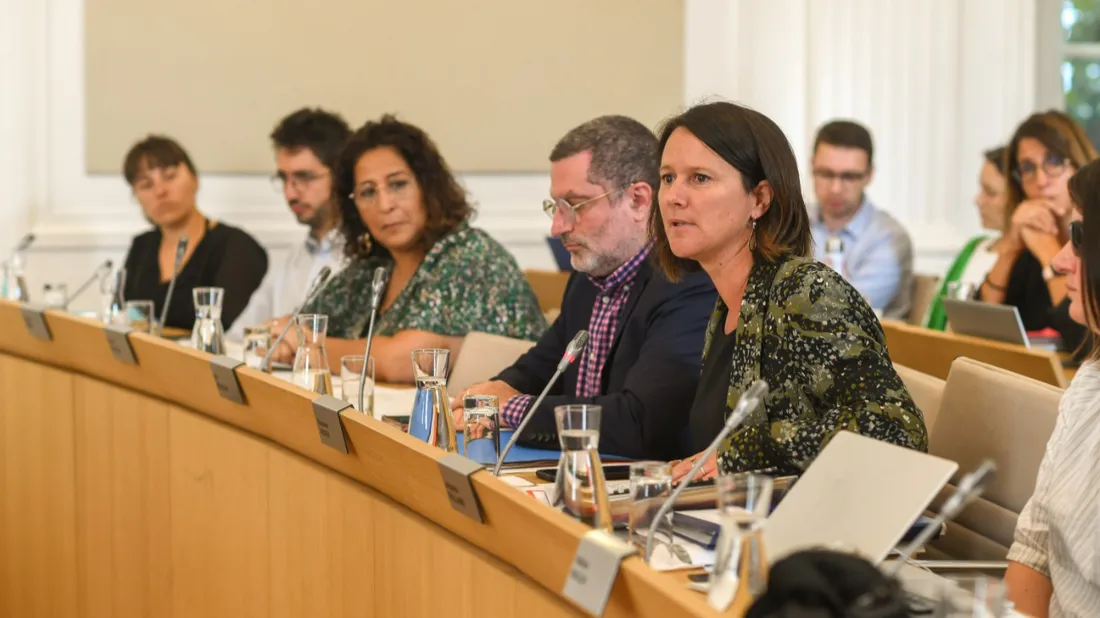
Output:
(1005, 159), (1100, 617)
(267, 115), (546, 383)
(980, 111), (1095, 353)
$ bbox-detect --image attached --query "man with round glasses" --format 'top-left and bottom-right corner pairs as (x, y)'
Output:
(233, 108), (352, 334)
(454, 115), (716, 460)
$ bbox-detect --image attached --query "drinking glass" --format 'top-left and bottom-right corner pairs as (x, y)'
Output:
(708, 473), (774, 611)
(42, 283), (68, 308)
(628, 461), (672, 549)
(340, 354), (374, 413)
(462, 394), (501, 465)
(100, 266), (127, 324)
(927, 575), (1009, 617)
(554, 404), (612, 531)
(945, 281), (977, 300)
(241, 325), (272, 371)
(124, 300), (156, 334)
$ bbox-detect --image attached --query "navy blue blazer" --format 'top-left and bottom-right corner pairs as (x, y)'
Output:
(495, 259), (716, 460)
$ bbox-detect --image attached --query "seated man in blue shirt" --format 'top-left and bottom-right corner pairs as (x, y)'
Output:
(809, 120), (914, 319)
(452, 115), (717, 460)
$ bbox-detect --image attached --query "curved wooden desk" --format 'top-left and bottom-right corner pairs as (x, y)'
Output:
(0, 301), (734, 618)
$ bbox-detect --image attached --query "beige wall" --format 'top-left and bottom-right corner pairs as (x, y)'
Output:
(85, 0), (684, 174)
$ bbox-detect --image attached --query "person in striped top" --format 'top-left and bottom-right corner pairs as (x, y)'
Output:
(1005, 158), (1100, 618)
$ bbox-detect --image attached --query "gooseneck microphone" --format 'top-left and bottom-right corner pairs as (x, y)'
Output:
(492, 330), (590, 476)
(883, 459), (997, 578)
(358, 266), (389, 412)
(156, 236), (188, 336)
(61, 259), (113, 310)
(644, 379), (770, 563)
(260, 265), (333, 369)
(10, 233), (34, 256)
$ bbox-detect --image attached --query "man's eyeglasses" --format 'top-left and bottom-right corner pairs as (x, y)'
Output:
(271, 170), (329, 193)
(542, 182), (638, 221)
(1014, 155), (1068, 183)
(812, 169), (868, 185)
(1071, 220), (1083, 256)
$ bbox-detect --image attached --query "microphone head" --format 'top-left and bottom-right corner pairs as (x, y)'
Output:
(960, 459), (997, 495)
(369, 266), (389, 308)
(310, 266), (333, 296)
(726, 379), (769, 429)
(15, 233), (35, 253)
(563, 330), (590, 362)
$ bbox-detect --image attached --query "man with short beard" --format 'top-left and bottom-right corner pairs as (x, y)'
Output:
(234, 108), (351, 333)
(454, 115), (716, 461)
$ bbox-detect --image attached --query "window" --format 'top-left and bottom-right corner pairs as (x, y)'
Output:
(1063, 0), (1100, 146)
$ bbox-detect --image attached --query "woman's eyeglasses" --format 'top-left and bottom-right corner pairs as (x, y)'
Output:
(1071, 220), (1083, 256)
(1014, 155), (1068, 183)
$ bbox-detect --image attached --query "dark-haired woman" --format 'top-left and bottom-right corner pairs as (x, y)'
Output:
(923, 146), (1008, 330)
(269, 115), (546, 382)
(1005, 158), (1100, 618)
(121, 135), (268, 331)
(655, 102), (927, 483)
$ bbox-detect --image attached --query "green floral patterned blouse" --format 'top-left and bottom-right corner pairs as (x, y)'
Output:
(303, 224), (547, 341)
(689, 254), (928, 476)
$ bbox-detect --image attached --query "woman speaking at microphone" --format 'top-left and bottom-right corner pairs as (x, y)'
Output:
(121, 135), (268, 331)
(651, 102), (927, 483)
(268, 115), (546, 383)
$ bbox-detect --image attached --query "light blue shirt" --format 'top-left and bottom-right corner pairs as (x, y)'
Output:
(810, 199), (913, 319)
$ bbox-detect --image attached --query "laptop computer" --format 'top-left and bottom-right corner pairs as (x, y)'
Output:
(941, 298), (1032, 347)
(762, 430), (958, 565)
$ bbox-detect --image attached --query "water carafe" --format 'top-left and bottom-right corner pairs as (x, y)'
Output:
(409, 349), (457, 452)
(1, 254), (30, 302)
(291, 314), (333, 396)
(554, 404), (613, 532)
(190, 286), (226, 354)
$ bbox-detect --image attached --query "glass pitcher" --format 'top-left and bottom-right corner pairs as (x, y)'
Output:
(553, 404), (613, 532)
(408, 348), (457, 452)
(190, 286), (226, 354)
(99, 266), (127, 324)
(708, 473), (774, 611)
(291, 314), (333, 396)
(1, 254), (30, 302)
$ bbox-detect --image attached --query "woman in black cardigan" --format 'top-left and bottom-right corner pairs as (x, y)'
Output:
(120, 135), (267, 331)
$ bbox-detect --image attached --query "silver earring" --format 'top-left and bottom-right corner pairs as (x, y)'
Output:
(359, 232), (373, 253)
(748, 218), (757, 251)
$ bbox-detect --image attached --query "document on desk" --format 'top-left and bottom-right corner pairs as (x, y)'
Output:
(372, 386), (416, 420)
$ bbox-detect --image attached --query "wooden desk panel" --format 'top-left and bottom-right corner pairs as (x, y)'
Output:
(0, 300), (734, 618)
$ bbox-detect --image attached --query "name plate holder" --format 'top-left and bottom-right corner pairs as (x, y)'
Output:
(563, 530), (636, 616)
(438, 453), (484, 523)
(21, 304), (51, 341)
(104, 324), (137, 365)
(312, 395), (350, 453)
(209, 356), (246, 404)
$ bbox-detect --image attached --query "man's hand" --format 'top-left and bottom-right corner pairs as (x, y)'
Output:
(450, 380), (521, 431)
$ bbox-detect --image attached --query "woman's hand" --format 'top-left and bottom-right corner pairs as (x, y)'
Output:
(1011, 199), (1059, 236)
(269, 320), (299, 364)
(669, 450), (719, 485)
